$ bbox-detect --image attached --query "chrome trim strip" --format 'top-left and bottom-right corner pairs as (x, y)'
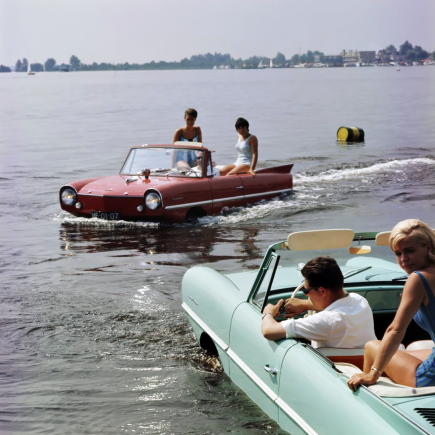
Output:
(78, 193), (143, 198)
(165, 188), (292, 210)
(226, 347), (278, 402)
(188, 297), (199, 306)
(145, 188), (164, 209)
(166, 200), (214, 210)
(319, 348), (364, 357)
(275, 398), (319, 435)
(62, 185), (77, 194)
(181, 302), (318, 435)
(182, 303), (228, 351)
(145, 187), (163, 198)
(209, 195), (245, 204)
(244, 188), (293, 199)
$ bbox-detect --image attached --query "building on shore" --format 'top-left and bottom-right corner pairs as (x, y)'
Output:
(320, 55), (344, 67)
(340, 50), (376, 66)
(358, 51), (376, 64)
(340, 50), (359, 66)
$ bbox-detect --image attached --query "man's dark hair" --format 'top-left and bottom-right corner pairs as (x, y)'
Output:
(301, 256), (344, 293)
(235, 117), (249, 131)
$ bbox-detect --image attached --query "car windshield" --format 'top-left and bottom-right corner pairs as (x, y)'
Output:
(120, 147), (205, 177)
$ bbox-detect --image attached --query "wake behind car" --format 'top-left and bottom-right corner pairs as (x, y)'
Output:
(59, 143), (293, 223)
(182, 229), (435, 434)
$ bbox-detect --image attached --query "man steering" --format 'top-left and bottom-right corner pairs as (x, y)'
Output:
(261, 256), (376, 348)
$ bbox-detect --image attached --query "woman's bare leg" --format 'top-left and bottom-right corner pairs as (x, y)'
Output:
(219, 164), (235, 176)
(383, 350), (424, 387)
(227, 164), (250, 176)
(363, 340), (427, 387)
(406, 349), (432, 360)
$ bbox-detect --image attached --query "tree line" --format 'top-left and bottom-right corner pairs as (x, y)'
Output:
(12, 55), (81, 72)
(384, 41), (431, 62)
(4, 41), (434, 73)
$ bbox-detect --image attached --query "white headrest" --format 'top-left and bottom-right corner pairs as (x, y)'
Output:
(376, 231), (390, 246)
(173, 141), (203, 147)
(287, 229), (354, 251)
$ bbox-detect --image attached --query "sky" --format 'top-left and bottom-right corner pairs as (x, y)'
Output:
(1, 0), (434, 66)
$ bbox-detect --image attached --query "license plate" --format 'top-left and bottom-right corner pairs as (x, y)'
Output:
(91, 211), (121, 220)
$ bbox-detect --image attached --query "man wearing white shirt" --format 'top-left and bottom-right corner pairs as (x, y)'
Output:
(180, 151), (220, 177)
(261, 256), (376, 348)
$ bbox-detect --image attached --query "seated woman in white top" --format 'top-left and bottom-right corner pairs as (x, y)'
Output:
(220, 117), (258, 176)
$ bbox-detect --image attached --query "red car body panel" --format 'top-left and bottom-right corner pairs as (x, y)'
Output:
(59, 145), (293, 223)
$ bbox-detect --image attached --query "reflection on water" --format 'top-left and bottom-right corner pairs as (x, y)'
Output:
(336, 140), (366, 149)
(59, 222), (262, 264)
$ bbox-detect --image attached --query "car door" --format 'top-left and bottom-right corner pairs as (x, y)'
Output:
(228, 253), (298, 421)
(209, 175), (247, 214)
(229, 302), (297, 422)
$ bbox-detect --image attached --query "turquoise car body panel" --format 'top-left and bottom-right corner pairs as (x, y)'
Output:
(182, 231), (435, 434)
(230, 302), (298, 421)
(279, 344), (428, 434)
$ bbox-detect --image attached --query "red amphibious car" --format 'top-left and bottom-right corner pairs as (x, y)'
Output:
(59, 143), (293, 223)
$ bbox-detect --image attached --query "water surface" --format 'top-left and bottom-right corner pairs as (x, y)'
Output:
(1, 67), (434, 434)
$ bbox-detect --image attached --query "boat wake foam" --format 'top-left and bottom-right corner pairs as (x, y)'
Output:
(295, 158), (435, 183)
(52, 213), (159, 228)
(197, 193), (324, 226)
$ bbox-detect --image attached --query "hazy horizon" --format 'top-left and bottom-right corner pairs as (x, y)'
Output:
(1, 0), (434, 66)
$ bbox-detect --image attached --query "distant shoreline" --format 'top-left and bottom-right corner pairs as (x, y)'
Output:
(6, 43), (435, 73)
(3, 63), (434, 73)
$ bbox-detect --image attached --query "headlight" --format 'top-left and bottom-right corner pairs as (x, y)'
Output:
(145, 192), (161, 210)
(61, 188), (77, 206)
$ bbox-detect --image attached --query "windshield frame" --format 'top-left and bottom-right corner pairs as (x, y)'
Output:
(119, 145), (210, 178)
(247, 231), (403, 310)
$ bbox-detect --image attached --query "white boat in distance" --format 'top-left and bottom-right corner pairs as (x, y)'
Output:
(258, 59), (274, 69)
(27, 63), (35, 75)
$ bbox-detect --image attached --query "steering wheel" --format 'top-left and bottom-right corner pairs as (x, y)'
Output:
(185, 169), (199, 177)
(290, 282), (315, 317)
(291, 282), (305, 299)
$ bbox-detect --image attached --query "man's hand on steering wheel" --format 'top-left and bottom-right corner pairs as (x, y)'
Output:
(284, 298), (313, 318)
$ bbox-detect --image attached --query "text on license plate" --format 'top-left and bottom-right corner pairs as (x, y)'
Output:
(91, 211), (121, 220)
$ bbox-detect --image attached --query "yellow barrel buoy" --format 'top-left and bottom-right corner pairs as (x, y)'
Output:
(337, 126), (365, 142)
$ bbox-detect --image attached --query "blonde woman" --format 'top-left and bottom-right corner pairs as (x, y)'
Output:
(348, 219), (435, 391)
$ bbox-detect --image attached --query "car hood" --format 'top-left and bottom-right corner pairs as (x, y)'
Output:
(70, 175), (198, 196)
(225, 270), (258, 297)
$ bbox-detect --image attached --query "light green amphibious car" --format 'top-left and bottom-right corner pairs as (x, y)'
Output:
(182, 229), (435, 435)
